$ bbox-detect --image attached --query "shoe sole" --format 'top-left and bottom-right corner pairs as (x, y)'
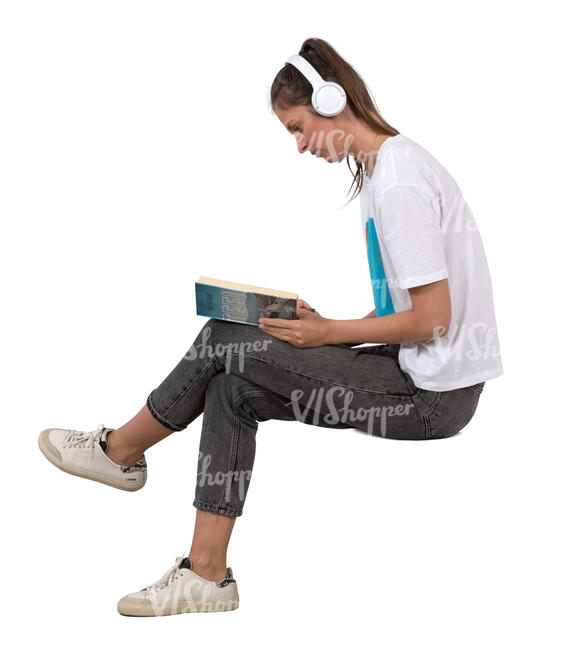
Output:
(38, 429), (145, 492)
(117, 597), (239, 616)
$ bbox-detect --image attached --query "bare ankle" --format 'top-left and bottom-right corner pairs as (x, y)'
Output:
(189, 556), (227, 582)
(105, 431), (143, 466)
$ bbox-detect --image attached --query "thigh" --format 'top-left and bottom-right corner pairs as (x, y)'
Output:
(200, 319), (425, 438)
(203, 372), (380, 435)
(198, 372), (354, 434)
(224, 368), (426, 439)
(201, 319), (414, 398)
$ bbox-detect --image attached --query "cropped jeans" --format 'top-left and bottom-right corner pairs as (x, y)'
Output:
(146, 318), (484, 517)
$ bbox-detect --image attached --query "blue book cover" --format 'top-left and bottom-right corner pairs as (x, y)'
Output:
(195, 277), (298, 326)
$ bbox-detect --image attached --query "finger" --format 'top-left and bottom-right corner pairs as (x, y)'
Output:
(260, 327), (295, 344)
(296, 306), (317, 318)
(260, 324), (294, 339)
(259, 318), (296, 330)
(259, 321), (298, 338)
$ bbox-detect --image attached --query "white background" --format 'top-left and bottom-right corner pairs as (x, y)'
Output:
(1, 1), (570, 648)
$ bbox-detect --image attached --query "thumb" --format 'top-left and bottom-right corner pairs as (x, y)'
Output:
(297, 305), (317, 318)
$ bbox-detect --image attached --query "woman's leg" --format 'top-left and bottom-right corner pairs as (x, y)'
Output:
(188, 509), (236, 582)
(144, 318), (422, 437)
(102, 320), (281, 465)
(107, 396), (237, 581)
(105, 404), (173, 466)
(106, 317), (423, 499)
(101, 317), (478, 585)
(184, 367), (353, 579)
(191, 370), (312, 516)
(101, 317), (430, 582)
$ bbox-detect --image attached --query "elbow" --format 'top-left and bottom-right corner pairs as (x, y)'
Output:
(425, 315), (450, 339)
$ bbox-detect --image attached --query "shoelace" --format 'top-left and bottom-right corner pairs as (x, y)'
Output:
(63, 423), (106, 449)
(143, 557), (186, 595)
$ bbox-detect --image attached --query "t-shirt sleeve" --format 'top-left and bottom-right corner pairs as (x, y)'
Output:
(375, 184), (449, 290)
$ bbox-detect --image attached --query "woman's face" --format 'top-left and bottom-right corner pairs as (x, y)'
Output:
(274, 104), (353, 163)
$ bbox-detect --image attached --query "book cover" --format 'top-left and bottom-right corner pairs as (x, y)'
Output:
(195, 276), (298, 326)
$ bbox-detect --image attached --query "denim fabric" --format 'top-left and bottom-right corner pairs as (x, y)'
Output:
(146, 319), (484, 517)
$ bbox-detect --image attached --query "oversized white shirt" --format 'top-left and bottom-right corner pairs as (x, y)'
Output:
(360, 133), (503, 391)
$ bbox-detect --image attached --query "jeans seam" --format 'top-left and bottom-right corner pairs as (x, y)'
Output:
(193, 499), (242, 517)
(241, 353), (413, 398)
(161, 353), (220, 419)
(223, 390), (275, 507)
(423, 391), (444, 439)
(468, 383), (485, 396)
(146, 394), (185, 432)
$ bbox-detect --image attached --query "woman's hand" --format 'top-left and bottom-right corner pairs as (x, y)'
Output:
(258, 301), (332, 348)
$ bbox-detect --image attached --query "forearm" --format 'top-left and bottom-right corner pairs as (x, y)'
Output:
(362, 308), (377, 319)
(327, 309), (444, 345)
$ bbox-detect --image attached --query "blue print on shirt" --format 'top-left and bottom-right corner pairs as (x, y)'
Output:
(365, 217), (395, 317)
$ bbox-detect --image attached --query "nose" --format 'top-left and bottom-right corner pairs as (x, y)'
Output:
(295, 133), (311, 155)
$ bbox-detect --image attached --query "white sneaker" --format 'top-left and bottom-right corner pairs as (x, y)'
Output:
(117, 556), (239, 616)
(38, 423), (147, 492)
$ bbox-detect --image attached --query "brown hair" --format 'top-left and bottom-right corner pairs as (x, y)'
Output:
(270, 37), (400, 204)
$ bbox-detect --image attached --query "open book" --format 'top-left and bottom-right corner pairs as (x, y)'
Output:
(195, 276), (299, 326)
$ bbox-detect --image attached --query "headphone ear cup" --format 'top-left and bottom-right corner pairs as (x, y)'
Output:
(313, 83), (346, 117)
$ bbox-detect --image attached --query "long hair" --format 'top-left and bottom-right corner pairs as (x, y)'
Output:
(270, 37), (400, 204)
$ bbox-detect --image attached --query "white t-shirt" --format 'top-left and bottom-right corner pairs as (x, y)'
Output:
(360, 133), (503, 391)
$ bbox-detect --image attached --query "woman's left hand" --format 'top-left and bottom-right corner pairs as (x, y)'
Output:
(258, 305), (333, 348)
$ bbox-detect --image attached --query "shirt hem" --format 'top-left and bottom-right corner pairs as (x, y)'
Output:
(399, 270), (449, 290)
(407, 367), (504, 392)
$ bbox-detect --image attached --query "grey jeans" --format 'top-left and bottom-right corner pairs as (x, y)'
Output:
(146, 318), (484, 517)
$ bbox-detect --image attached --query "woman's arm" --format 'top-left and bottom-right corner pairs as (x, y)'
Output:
(327, 278), (451, 345)
(362, 308), (377, 319)
(259, 279), (451, 348)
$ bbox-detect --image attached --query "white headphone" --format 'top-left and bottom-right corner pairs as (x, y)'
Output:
(285, 54), (347, 117)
